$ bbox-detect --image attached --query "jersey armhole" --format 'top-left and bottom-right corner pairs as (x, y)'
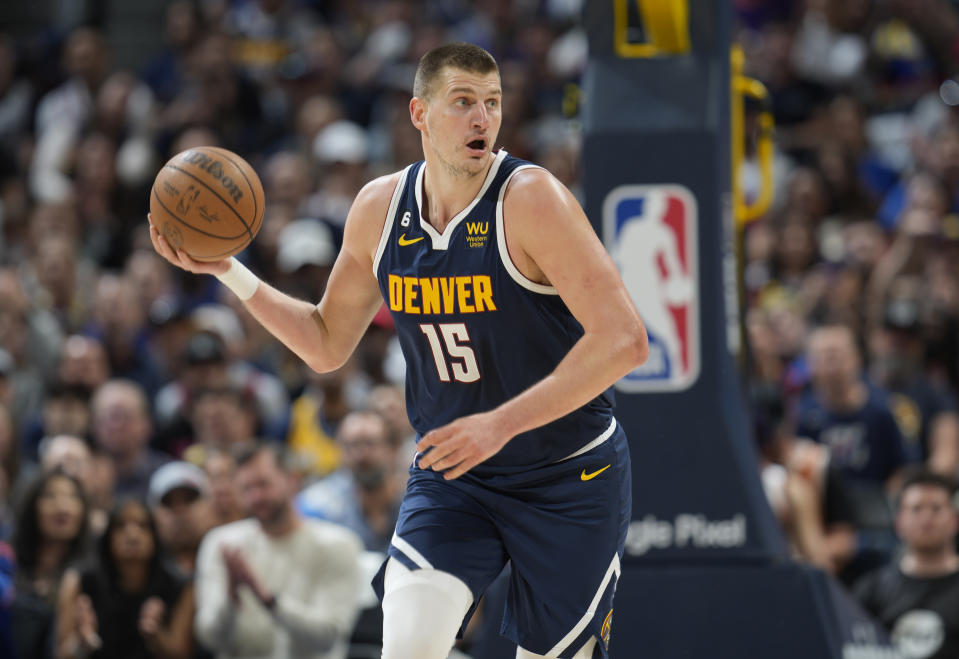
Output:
(372, 166), (411, 275)
(495, 165), (559, 295)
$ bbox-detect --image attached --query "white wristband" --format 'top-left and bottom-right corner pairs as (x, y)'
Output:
(216, 257), (260, 301)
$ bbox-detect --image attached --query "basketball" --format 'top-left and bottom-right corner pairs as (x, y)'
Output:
(150, 146), (265, 262)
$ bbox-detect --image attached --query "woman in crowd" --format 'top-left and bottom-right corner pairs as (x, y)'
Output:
(57, 499), (193, 659)
(12, 470), (90, 658)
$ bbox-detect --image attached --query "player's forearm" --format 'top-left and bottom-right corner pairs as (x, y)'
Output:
(494, 327), (648, 439)
(237, 281), (347, 373)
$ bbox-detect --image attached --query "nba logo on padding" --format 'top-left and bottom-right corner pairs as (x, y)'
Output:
(604, 185), (699, 392)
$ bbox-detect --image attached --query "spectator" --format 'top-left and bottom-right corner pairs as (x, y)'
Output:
(11, 470), (90, 659)
(755, 395), (859, 578)
(30, 26), (110, 203)
(0, 269), (63, 434)
(366, 384), (417, 478)
(868, 289), (959, 475)
(287, 355), (372, 479)
(306, 120), (370, 228)
(854, 470), (959, 659)
(194, 442), (363, 659)
(155, 330), (288, 446)
(148, 461), (214, 578)
(57, 499), (194, 659)
(797, 324), (913, 489)
(181, 387), (258, 467)
(57, 334), (112, 392)
(298, 411), (402, 553)
(38, 434), (107, 535)
(24, 381), (93, 461)
(274, 217), (336, 303)
(87, 274), (165, 398)
(198, 449), (244, 529)
(91, 379), (170, 502)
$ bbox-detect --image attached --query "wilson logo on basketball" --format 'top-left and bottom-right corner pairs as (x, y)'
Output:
(181, 150), (245, 203)
(466, 221), (488, 248)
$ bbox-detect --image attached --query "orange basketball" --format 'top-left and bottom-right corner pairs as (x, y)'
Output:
(150, 146), (265, 262)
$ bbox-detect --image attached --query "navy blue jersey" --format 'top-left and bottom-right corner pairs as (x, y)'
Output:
(374, 150), (614, 475)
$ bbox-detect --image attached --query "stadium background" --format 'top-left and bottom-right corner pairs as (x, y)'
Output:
(1, 0), (959, 657)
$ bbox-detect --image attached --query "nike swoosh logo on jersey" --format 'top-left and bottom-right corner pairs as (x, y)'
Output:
(398, 233), (424, 246)
(581, 464), (611, 481)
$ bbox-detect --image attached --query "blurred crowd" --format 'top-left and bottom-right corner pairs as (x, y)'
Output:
(0, 0), (585, 657)
(739, 0), (959, 647)
(2, 0), (959, 656)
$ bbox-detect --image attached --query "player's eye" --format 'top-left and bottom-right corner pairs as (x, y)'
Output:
(486, 99), (499, 109)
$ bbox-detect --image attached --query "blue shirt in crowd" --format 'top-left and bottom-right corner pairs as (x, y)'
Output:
(796, 383), (914, 484)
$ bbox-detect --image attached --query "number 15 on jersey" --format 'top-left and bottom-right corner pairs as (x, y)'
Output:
(419, 323), (479, 383)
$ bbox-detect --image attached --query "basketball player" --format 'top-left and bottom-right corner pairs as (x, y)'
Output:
(149, 43), (648, 659)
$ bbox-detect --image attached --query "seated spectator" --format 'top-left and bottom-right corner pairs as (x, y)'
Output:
(155, 330), (289, 447)
(287, 356), (371, 479)
(366, 384), (417, 480)
(39, 434), (108, 536)
(869, 289), (959, 476)
(86, 274), (165, 399)
(198, 449), (244, 529)
(297, 411), (403, 658)
(91, 379), (170, 502)
(57, 499), (193, 659)
(756, 397), (859, 578)
(57, 335), (112, 393)
(148, 461), (214, 578)
(194, 442), (362, 659)
(854, 470), (959, 659)
(298, 411), (402, 553)
(11, 471), (90, 659)
(24, 381), (93, 461)
(182, 387), (258, 465)
(797, 324), (914, 489)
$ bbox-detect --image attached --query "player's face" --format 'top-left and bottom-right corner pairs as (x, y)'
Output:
(896, 485), (958, 554)
(417, 67), (502, 178)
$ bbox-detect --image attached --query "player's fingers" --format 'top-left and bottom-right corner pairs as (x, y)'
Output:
(416, 426), (453, 453)
(175, 248), (202, 270)
(153, 230), (180, 263)
(443, 457), (477, 480)
(424, 447), (468, 472)
(416, 441), (459, 470)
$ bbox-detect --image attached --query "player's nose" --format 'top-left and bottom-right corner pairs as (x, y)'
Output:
(471, 104), (489, 130)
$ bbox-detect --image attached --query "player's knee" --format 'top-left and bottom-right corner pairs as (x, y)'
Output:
(381, 559), (473, 659)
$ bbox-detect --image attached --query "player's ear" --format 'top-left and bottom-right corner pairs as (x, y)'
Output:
(410, 97), (427, 132)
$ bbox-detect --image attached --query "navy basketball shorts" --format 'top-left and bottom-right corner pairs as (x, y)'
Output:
(373, 419), (632, 658)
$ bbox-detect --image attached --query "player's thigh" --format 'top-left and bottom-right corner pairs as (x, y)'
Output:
(380, 467), (509, 611)
(499, 427), (631, 657)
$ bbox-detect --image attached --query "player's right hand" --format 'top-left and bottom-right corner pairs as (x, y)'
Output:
(147, 213), (231, 276)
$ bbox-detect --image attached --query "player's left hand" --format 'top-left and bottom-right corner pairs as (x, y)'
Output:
(416, 413), (511, 480)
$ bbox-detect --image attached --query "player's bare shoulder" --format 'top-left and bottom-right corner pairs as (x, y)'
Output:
(503, 167), (584, 231)
(343, 171), (405, 261)
(502, 166), (588, 285)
